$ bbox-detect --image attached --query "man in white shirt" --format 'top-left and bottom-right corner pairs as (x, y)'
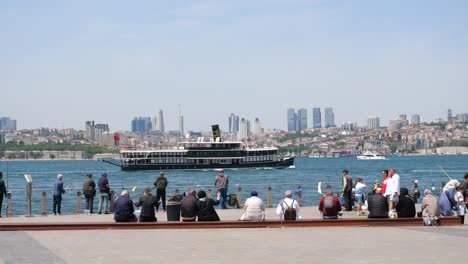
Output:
(384, 168), (400, 210)
(276, 190), (301, 221)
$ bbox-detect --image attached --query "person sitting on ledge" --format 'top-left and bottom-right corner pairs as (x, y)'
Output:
(134, 188), (158, 222)
(318, 186), (341, 219)
(114, 190), (137, 222)
(421, 189), (440, 226)
(276, 190), (301, 221)
(181, 188), (199, 222)
(395, 187), (416, 218)
(196, 190), (221, 221)
(239, 191), (265, 221)
(367, 187), (389, 218)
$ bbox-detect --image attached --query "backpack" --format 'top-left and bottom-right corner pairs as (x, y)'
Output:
(228, 194), (238, 207)
(324, 196), (335, 210)
(282, 200), (297, 221)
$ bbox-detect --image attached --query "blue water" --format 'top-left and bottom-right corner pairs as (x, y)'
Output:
(1, 156), (467, 215)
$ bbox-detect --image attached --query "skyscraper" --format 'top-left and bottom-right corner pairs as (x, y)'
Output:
(0, 117), (17, 131)
(252, 117), (261, 135)
(367, 116), (380, 130)
(341, 122), (354, 131)
(324, 107), (335, 128)
(85, 121), (95, 140)
(132, 117), (152, 133)
(410, 114), (421, 125)
(154, 109), (165, 133)
(238, 118), (248, 140)
(447, 108), (453, 122)
(179, 115), (184, 136)
(287, 108), (297, 132)
(297, 108), (308, 131)
(313, 108), (321, 128)
(228, 113), (240, 133)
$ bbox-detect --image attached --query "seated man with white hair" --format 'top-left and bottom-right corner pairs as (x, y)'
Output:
(114, 190), (137, 222)
(276, 190), (300, 221)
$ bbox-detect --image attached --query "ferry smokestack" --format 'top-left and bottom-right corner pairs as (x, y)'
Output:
(212, 124), (221, 142)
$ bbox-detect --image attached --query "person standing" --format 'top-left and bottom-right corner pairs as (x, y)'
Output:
(82, 174), (96, 213)
(354, 177), (366, 216)
(384, 168), (400, 213)
(114, 190), (137, 222)
(134, 188), (158, 222)
(454, 186), (466, 224)
(239, 191), (265, 221)
(381, 170), (389, 194)
(53, 174), (65, 215)
(462, 173), (468, 204)
(154, 171), (168, 212)
(0, 172), (7, 218)
(342, 169), (353, 211)
(98, 172), (111, 214)
(214, 169), (229, 209)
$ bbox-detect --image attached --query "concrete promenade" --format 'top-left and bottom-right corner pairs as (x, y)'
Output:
(1, 207), (467, 264)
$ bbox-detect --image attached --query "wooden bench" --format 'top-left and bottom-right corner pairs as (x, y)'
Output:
(0, 217), (461, 231)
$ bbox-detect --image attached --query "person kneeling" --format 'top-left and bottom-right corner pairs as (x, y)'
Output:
(114, 190), (137, 222)
(319, 186), (342, 219)
(134, 188), (158, 222)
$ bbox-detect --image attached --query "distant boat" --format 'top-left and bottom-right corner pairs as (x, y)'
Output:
(357, 151), (386, 160)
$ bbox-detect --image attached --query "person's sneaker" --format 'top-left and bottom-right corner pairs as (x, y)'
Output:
(104, 211), (110, 214)
(98, 212), (101, 214)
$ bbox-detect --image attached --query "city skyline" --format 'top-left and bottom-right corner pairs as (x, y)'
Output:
(1, 1), (468, 131)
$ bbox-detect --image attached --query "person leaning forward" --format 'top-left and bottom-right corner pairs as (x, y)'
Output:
(134, 188), (158, 222)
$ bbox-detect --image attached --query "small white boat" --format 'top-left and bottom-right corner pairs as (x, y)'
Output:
(357, 151), (386, 160)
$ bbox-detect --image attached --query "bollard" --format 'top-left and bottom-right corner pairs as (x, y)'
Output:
(76, 191), (82, 214)
(267, 186), (272, 208)
(41, 192), (47, 216)
(237, 186), (243, 208)
(109, 191), (115, 213)
(207, 188), (212, 199)
(26, 182), (32, 217)
(297, 185), (303, 207)
(7, 192), (12, 217)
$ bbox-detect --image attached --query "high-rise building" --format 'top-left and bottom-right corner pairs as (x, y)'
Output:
(341, 122), (354, 131)
(238, 118), (248, 140)
(388, 118), (404, 130)
(410, 114), (421, 125)
(0, 132), (4, 144)
(179, 115), (184, 136)
(456, 113), (468, 122)
(297, 108), (308, 131)
(447, 108), (453, 122)
(252, 117), (261, 136)
(367, 116), (380, 130)
(85, 121), (110, 140)
(287, 108), (297, 132)
(0, 117), (17, 131)
(132, 117), (152, 133)
(154, 109), (165, 133)
(85, 121), (95, 140)
(312, 108), (321, 128)
(228, 113), (240, 133)
(324, 107), (335, 128)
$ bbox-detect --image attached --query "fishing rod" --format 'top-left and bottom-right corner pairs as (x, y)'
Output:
(437, 164), (453, 180)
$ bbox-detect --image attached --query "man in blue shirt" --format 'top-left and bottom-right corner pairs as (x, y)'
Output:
(53, 174), (65, 215)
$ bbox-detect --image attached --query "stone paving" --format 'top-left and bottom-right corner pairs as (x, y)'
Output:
(0, 206), (467, 264)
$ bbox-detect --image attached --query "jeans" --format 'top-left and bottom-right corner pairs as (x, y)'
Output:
(98, 193), (109, 213)
(218, 188), (228, 209)
(156, 188), (166, 210)
(85, 193), (94, 213)
(53, 195), (62, 214)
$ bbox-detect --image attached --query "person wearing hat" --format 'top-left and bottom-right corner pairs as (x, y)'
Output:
(53, 174), (65, 215)
(214, 169), (229, 209)
(239, 191), (265, 221)
(98, 172), (111, 214)
(196, 190), (221, 221)
(82, 174), (96, 213)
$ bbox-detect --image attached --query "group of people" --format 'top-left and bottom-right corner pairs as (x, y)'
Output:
(318, 169), (467, 225)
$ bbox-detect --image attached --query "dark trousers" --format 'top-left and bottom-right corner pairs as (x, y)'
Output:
(156, 188), (166, 210)
(343, 190), (353, 211)
(85, 194), (94, 213)
(139, 215), (157, 222)
(53, 195), (62, 214)
(0, 195), (3, 217)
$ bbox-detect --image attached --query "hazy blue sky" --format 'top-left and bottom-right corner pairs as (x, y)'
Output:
(1, 0), (467, 132)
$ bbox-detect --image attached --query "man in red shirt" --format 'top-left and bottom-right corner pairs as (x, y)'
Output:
(319, 186), (342, 219)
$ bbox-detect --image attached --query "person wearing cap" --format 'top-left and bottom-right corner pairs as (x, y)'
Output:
(53, 174), (65, 215)
(0, 172), (7, 217)
(134, 188), (158, 222)
(214, 169), (229, 209)
(83, 174), (96, 213)
(98, 172), (111, 214)
(196, 190), (221, 221)
(239, 191), (265, 221)
(276, 190), (301, 221)
(154, 171), (168, 212)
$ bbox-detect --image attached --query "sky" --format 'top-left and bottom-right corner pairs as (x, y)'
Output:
(1, 0), (468, 132)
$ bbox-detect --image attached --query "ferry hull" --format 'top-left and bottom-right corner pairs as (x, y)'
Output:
(121, 158), (294, 171)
